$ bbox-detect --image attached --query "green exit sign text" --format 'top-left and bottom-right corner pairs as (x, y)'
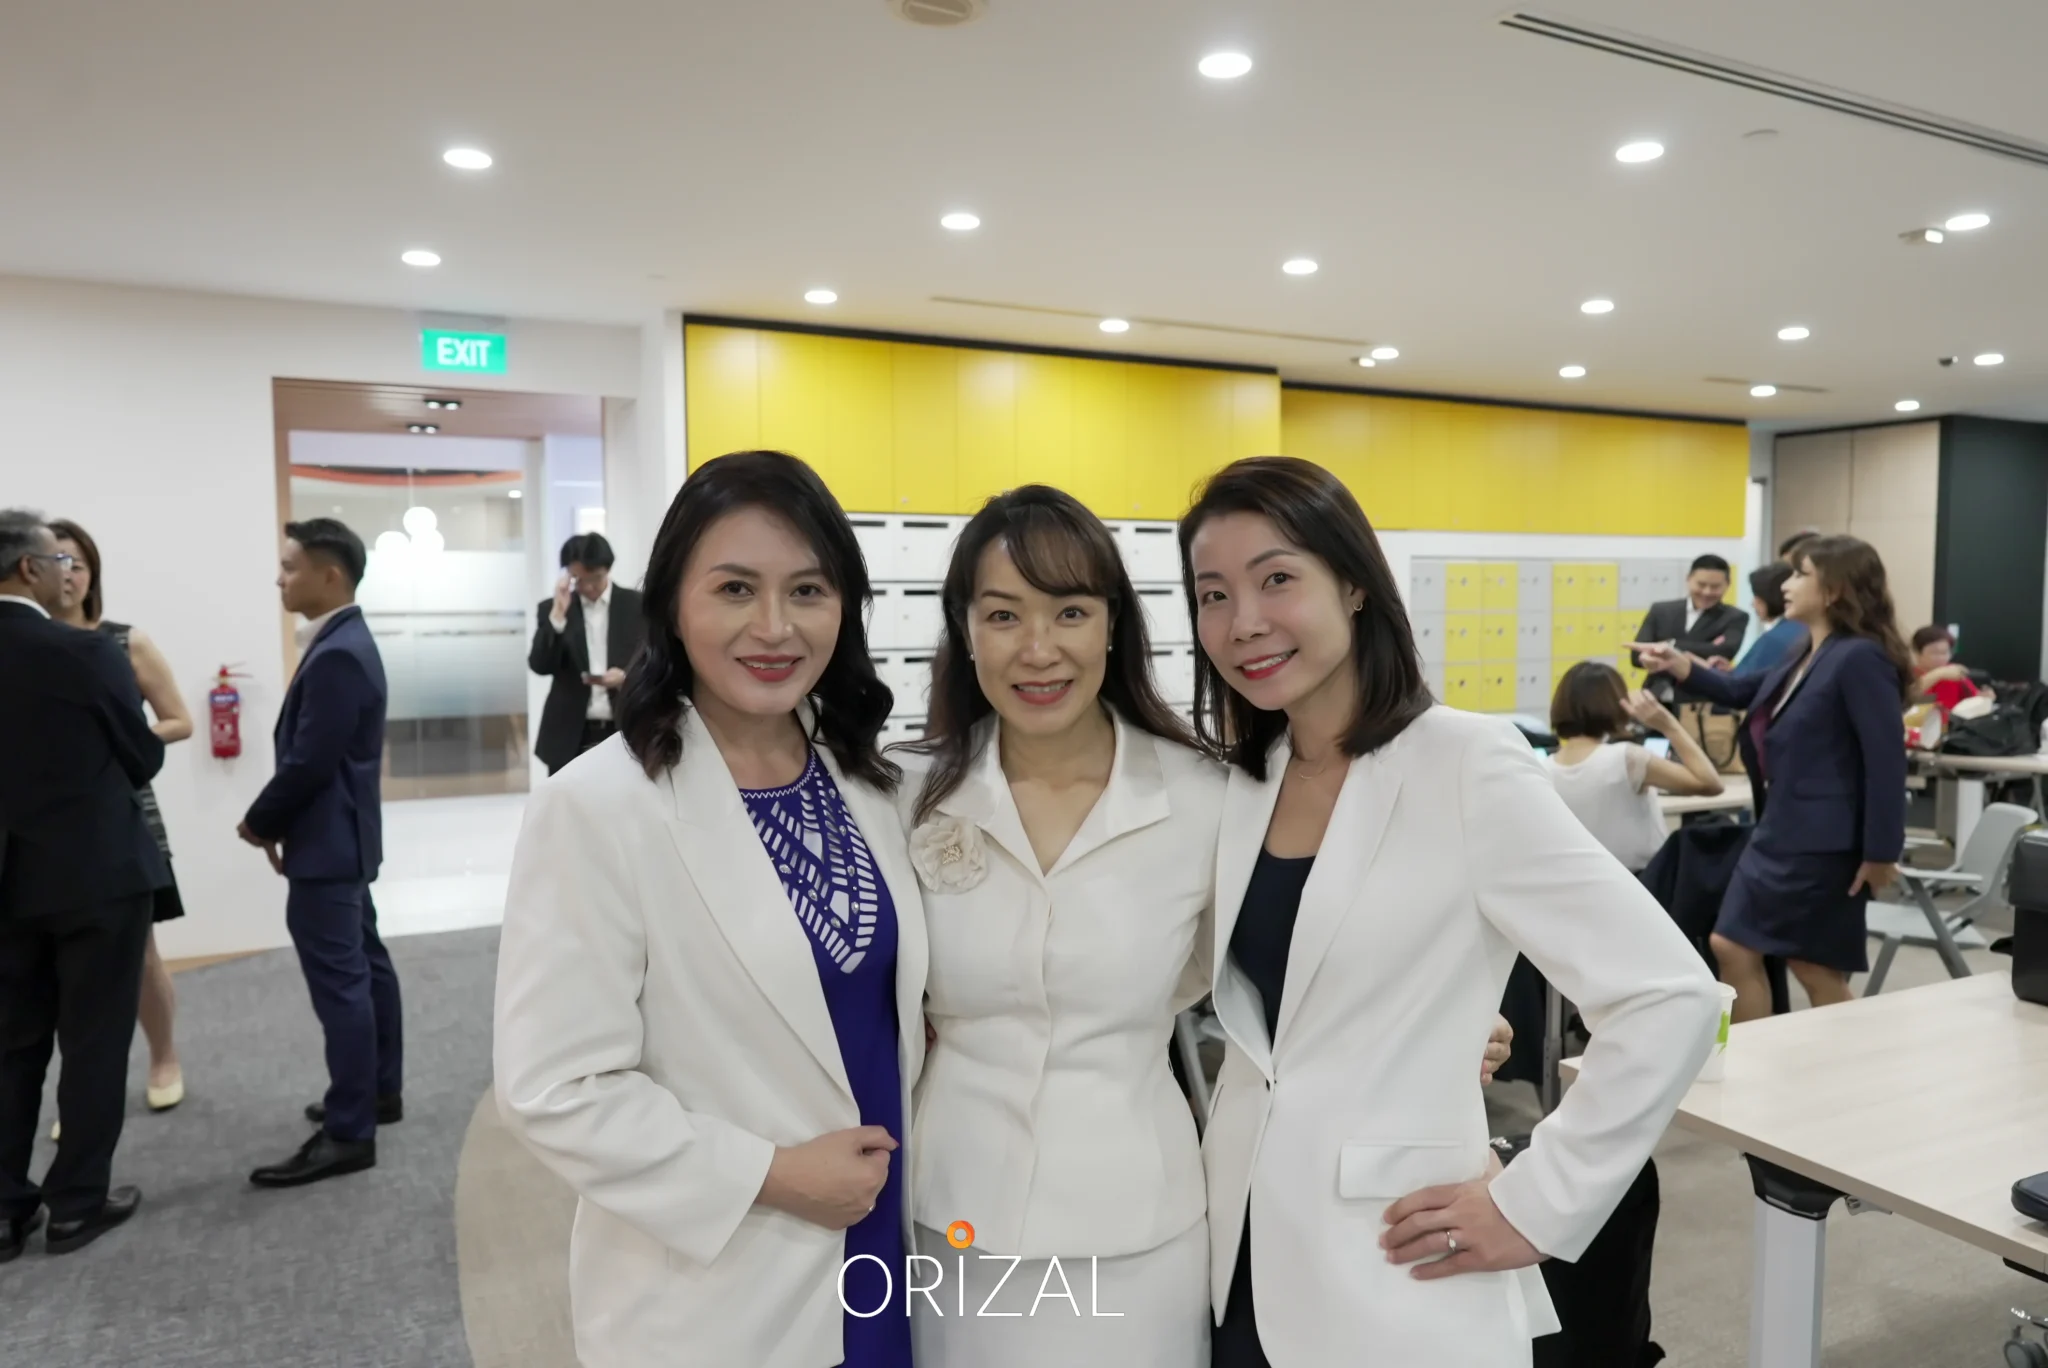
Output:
(421, 329), (507, 374)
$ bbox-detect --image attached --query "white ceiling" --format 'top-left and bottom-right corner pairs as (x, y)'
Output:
(7, 0), (2048, 427)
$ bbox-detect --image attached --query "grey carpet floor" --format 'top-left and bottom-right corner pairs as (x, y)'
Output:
(6, 927), (498, 1368)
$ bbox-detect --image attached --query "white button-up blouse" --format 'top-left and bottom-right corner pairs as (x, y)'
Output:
(895, 712), (1225, 1260)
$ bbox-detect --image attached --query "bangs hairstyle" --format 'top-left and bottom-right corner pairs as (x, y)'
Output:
(904, 485), (1195, 824)
(1550, 661), (1631, 740)
(1179, 456), (1432, 780)
(1798, 534), (1915, 701)
(46, 518), (103, 623)
(618, 450), (897, 787)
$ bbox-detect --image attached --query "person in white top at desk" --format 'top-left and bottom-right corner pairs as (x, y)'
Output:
(1547, 661), (1724, 872)
(1185, 457), (1721, 1368)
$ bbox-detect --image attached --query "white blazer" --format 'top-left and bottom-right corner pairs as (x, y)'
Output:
(896, 713), (1223, 1258)
(493, 707), (929, 1368)
(1203, 707), (1719, 1366)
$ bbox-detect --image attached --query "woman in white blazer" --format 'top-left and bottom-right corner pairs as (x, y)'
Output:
(1180, 457), (1722, 1368)
(493, 451), (928, 1368)
(891, 486), (1224, 1366)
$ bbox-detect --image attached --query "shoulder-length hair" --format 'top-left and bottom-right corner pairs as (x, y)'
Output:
(1797, 535), (1916, 701)
(903, 485), (1196, 825)
(47, 518), (103, 623)
(1178, 456), (1432, 781)
(1550, 661), (1630, 740)
(618, 450), (897, 788)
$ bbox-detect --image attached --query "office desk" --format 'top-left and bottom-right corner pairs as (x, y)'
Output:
(1913, 751), (2048, 850)
(1563, 973), (2048, 1367)
(1660, 775), (1753, 819)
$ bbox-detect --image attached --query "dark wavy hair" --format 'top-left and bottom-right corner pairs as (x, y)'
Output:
(1179, 456), (1432, 781)
(1796, 535), (1916, 702)
(618, 450), (898, 787)
(903, 485), (1196, 825)
(47, 518), (104, 623)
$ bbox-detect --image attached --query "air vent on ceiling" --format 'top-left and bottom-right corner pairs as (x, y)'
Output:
(890, 0), (985, 27)
(931, 296), (1376, 348)
(1501, 12), (2048, 170)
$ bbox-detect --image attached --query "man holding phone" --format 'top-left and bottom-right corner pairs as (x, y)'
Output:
(528, 533), (644, 776)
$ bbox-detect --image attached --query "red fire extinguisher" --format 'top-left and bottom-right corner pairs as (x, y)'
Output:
(209, 666), (247, 759)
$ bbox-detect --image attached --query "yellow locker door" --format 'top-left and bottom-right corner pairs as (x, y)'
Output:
(1550, 608), (1583, 660)
(1581, 561), (1619, 609)
(1014, 353), (1075, 493)
(956, 351), (1018, 513)
(1444, 612), (1482, 663)
(756, 330), (834, 484)
(683, 325), (761, 469)
(1067, 359), (1128, 519)
(1443, 664), (1483, 711)
(826, 337), (895, 513)
(1359, 394), (1414, 530)
(890, 343), (958, 513)
(1481, 665), (1516, 713)
(1581, 609), (1615, 659)
(1617, 652), (1649, 691)
(1481, 563), (1518, 610)
(1445, 562), (1484, 611)
(1480, 612), (1516, 660)
(1552, 562), (1586, 610)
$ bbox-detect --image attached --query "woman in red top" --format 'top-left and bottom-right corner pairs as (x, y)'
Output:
(1911, 625), (1981, 718)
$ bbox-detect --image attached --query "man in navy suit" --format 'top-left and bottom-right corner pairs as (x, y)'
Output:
(238, 519), (402, 1187)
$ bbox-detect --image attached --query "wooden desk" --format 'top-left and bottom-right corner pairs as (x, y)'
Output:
(1563, 973), (2048, 1366)
(1659, 775), (1752, 818)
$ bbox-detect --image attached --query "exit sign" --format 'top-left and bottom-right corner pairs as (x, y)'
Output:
(421, 329), (507, 374)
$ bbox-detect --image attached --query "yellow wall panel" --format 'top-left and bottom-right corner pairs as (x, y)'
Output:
(1477, 412), (1526, 532)
(1125, 364), (1186, 519)
(826, 338), (895, 513)
(1067, 359), (1128, 519)
(1359, 395), (1414, 529)
(1232, 373), (1283, 458)
(891, 343), (957, 513)
(1013, 353), (1076, 494)
(1408, 402), (1456, 530)
(684, 325), (761, 464)
(955, 351), (1017, 513)
(1520, 410), (1565, 533)
(755, 330), (834, 483)
(1178, 371), (1239, 515)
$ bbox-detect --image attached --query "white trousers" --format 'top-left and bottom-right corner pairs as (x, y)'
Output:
(909, 1219), (1211, 1367)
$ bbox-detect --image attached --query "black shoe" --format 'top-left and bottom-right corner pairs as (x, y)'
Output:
(46, 1188), (140, 1255)
(304, 1093), (402, 1127)
(1, 1208), (44, 1263)
(250, 1131), (377, 1189)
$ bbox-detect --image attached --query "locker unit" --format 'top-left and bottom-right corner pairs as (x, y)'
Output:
(1136, 587), (1192, 646)
(1580, 562), (1619, 607)
(1408, 560), (1447, 615)
(1413, 613), (1447, 665)
(1480, 665), (1516, 713)
(1480, 563), (1518, 610)
(1442, 664), (1483, 711)
(1479, 612), (1517, 660)
(1515, 562), (1551, 612)
(1117, 522), (1182, 583)
(1515, 611), (1550, 661)
(1515, 662), (1551, 714)
(1152, 648), (1197, 706)
(1445, 562), (1485, 611)
(1444, 613), (1482, 662)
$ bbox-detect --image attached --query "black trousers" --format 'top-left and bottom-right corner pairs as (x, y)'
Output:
(0, 895), (151, 1221)
(286, 881), (404, 1142)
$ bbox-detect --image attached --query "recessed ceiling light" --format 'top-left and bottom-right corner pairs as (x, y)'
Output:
(401, 249), (441, 268)
(804, 288), (838, 305)
(1615, 140), (1664, 163)
(1777, 325), (1811, 341)
(1895, 399), (1922, 412)
(1282, 258), (1319, 276)
(443, 147), (493, 170)
(940, 211), (981, 232)
(408, 423), (440, 434)
(1198, 51), (1252, 79)
(1903, 227), (1945, 245)
(1750, 384), (1777, 398)
(508, 489), (523, 499)
(1559, 365), (1586, 379)
(1580, 298), (1614, 315)
(1354, 356), (1377, 368)
(1944, 212), (1990, 232)
(1975, 352), (2005, 366)
(426, 399), (442, 409)
(1369, 345), (1399, 361)
(1099, 318), (1130, 334)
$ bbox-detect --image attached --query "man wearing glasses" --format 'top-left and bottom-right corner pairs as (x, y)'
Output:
(0, 509), (167, 1259)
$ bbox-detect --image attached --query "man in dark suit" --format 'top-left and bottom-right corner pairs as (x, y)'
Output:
(0, 510), (166, 1258)
(1632, 554), (1749, 703)
(238, 519), (402, 1188)
(529, 533), (644, 775)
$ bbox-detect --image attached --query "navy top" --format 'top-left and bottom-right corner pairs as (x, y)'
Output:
(739, 751), (910, 1368)
(1733, 618), (1809, 679)
(1228, 848), (1318, 1042)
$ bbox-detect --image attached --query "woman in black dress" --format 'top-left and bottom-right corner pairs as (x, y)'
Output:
(51, 520), (189, 1112)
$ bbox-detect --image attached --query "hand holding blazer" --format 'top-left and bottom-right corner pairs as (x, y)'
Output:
(1202, 707), (1720, 1366)
(493, 706), (928, 1368)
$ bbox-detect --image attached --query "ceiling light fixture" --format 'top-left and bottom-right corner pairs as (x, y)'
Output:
(1750, 384), (1777, 398)
(1903, 227), (1945, 245)
(804, 288), (838, 305)
(1580, 298), (1614, 315)
(425, 398), (462, 411)
(1354, 356), (1377, 368)
(401, 249), (441, 268)
(1282, 258), (1319, 276)
(1559, 365), (1586, 379)
(1777, 325), (1810, 341)
(1198, 51), (1253, 79)
(508, 489), (523, 499)
(408, 423), (440, 434)
(1099, 318), (1130, 334)
(940, 211), (981, 232)
(1615, 140), (1664, 163)
(1895, 399), (1922, 412)
(1369, 345), (1400, 361)
(443, 147), (493, 170)
(1944, 212), (1990, 232)
(1975, 352), (2005, 366)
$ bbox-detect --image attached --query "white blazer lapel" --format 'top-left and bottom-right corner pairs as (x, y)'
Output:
(1271, 749), (1402, 1052)
(662, 708), (852, 1101)
(1211, 744), (1287, 1079)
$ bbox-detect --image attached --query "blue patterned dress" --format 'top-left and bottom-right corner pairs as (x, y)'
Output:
(739, 751), (911, 1368)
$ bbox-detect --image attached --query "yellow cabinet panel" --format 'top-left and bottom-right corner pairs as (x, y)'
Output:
(1480, 666), (1516, 713)
(1126, 363), (1187, 519)
(890, 343), (957, 513)
(1443, 664), (1483, 711)
(756, 331), (834, 483)
(1232, 373), (1283, 462)
(1444, 612), (1482, 663)
(1359, 395), (1414, 530)
(1550, 608), (1584, 658)
(1177, 370), (1237, 518)
(1067, 359), (1128, 519)
(1480, 563), (1518, 610)
(1552, 562), (1586, 609)
(1479, 612), (1517, 660)
(1581, 561), (1618, 608)
(1519, 410), (1565, 533)
(1013, 353), (1075, 493)
(956, 351), (1018, 513)
(1408, 402), (1455, 530)
(826, 337), (895, 513)
(1445, 562), (1485, 611)
(683, 325), (761, 467)
(1476, 413), (1526, 532)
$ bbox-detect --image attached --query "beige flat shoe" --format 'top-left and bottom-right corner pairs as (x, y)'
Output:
(49, 1120), (60, 1142)
(146, 1073), (185, 1112)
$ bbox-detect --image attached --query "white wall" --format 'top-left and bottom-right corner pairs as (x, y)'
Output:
(0, 274), (641, 957)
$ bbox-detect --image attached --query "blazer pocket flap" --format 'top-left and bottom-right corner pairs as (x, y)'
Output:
(1338, 1139), (1470, 1199)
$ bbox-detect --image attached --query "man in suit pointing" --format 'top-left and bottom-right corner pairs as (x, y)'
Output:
(1631, 554), (1748, 703)
(529, 533), (644, 775)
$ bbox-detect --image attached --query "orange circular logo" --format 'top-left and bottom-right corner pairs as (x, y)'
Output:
(945, 1220), (975, 1250)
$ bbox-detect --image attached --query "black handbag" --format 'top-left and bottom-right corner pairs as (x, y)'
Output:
(2016, 1172), (2048, 1224)
(2003, 834), (2048, 1007)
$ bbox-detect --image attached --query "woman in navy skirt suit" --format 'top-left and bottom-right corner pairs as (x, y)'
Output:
(1634, 536), (1912, 1022)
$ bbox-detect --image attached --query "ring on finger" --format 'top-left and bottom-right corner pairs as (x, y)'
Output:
(1445, 1232), (1460, 1256)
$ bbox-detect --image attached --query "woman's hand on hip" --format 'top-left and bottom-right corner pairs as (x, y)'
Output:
(1381, 1180), (1541, 1279)
(1850, 861), (1900, 896)
(758, 1126), (895, 1230)
(1480, 1014), (1512, 1085)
